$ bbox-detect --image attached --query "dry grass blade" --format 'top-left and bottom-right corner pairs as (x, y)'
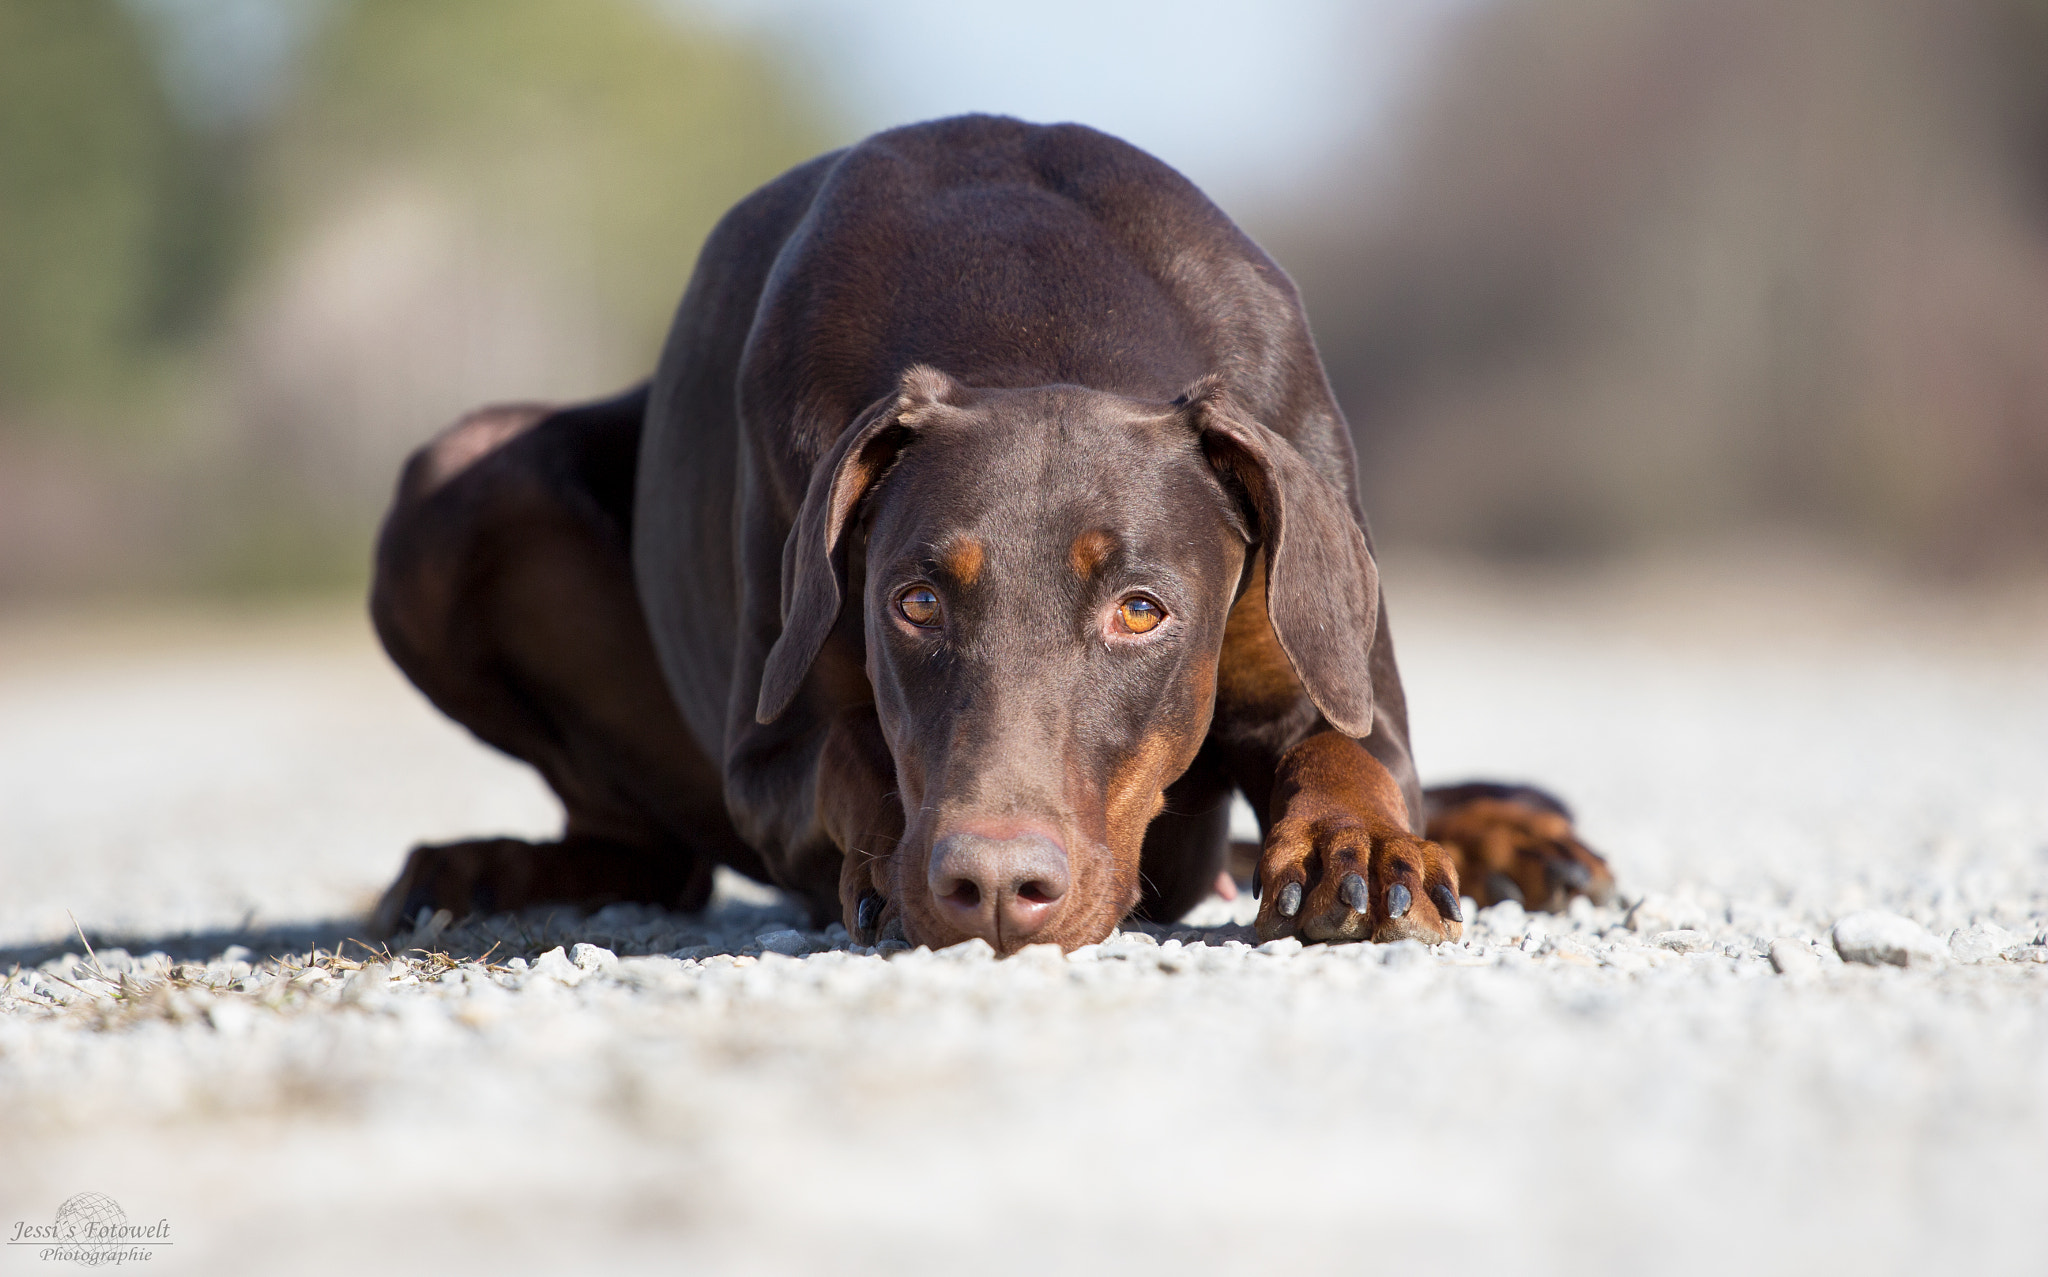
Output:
(67, 910), (104, 979)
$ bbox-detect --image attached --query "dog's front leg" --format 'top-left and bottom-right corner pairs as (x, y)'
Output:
(816, 705), (905, 943)
(1254, 731), (1465, 945)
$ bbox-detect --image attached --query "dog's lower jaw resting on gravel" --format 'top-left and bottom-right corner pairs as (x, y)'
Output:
(366, 115), (1615, 955)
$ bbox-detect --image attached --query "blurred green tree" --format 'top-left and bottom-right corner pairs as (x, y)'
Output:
(261, 0), (827, 359)
(0, 0), (829, 594)
(206, 0), (832, 591)
(0, 0), (225, 417)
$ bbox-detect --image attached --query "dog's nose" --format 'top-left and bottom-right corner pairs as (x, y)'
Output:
(927, 831), (1070, 950)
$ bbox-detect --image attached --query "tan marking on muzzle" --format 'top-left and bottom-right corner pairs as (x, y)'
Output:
(1102, 728), (1180, 861)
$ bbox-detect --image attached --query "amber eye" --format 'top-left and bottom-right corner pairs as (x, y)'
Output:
(1116, 595), (1165, 634)
(896, 585), (941, 627)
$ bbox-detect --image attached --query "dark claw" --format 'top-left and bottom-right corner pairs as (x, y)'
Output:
(1429, 883), (1462, 923)
(1485, 873), (1525, 906)
(1277, 881), (1303, 918)
(856, 892), (883, 938)
(1252, 862), (1263, 901)
(1339, 872), (1370, 913)
(1386, 882), (1412, 919)
(1546, 857), (1593, 892)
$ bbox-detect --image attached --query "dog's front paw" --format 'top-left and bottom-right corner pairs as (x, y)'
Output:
(368, 838), (534, 937)
(1255, 818), (1463, 946)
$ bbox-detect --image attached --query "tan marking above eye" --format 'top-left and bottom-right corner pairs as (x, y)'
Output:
(941, 538), (983, 586)
(1116, 595), (1165, 634)
(897, 585), (940, 627)
(1069, 529), (1115, 578)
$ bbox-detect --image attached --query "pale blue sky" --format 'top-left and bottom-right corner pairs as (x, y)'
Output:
(679, 0), (1477, 204)
(124, 0), (1476, 207)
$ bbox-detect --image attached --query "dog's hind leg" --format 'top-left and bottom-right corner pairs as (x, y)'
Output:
(366, 388), (757, 936)
(1422, 781), (1615, 912)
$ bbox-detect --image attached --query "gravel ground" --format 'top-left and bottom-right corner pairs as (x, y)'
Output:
(2, 553), (2045, 1276)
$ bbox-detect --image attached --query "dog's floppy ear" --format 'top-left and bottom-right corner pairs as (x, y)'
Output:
(1179, 376), (1380, 738)
(756, 366), (956, 724)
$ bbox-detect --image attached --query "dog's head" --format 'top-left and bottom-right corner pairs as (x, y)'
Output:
(757, 367), (1379, 952)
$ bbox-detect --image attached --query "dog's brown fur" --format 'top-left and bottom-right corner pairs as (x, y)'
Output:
(367, 116), (1613, 952)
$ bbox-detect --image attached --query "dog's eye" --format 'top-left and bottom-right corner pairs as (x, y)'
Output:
(896, 585), (941, 627)
(1116, 595), (1165, 634)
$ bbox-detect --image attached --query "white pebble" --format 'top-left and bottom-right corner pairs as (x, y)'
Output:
(1768, 939), (1819, 979)
(1628, 895), (1710, 934)
(1655, 930), (1714, 953)
(343, 963), (391, 1001)
(530, 947), (584, 985)
(1947, 921), (2018, 965)
(570, 943), (619, 973)
(1831, 911), (1948, 969)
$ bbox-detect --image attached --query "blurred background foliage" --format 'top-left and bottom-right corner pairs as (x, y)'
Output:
(0, 0), (210, 411)
(1, 0), (2046, 600)
(1277, 0), (2048, 567)
(0, 0), (824, 593)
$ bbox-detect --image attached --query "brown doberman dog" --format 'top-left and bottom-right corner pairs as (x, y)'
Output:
(367, 115), (1613, 954)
